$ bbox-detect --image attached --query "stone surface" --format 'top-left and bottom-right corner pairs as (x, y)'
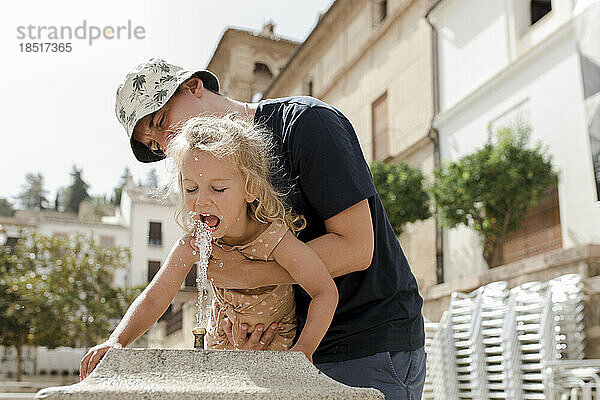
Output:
(35, 348), (383, 399)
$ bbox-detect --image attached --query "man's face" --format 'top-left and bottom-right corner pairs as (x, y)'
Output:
(132, 82), (204, 154)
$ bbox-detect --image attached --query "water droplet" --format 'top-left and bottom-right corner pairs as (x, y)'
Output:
(219, 263), (224, 268)
(194, 156), (198, 161)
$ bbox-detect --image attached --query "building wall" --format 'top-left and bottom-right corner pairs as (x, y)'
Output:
(430, 0), (600, 281)
(266, 0), (438, 288)
(207, 29), (298, 102)
(34, 220), (129, 286)
(127, 199), (181, 287)
(433, 0), (576, 114)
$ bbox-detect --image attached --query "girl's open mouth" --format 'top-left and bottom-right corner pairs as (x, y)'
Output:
(199, 214), (221, 232)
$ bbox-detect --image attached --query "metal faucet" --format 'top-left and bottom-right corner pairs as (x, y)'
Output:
(192, 327), (205, 349)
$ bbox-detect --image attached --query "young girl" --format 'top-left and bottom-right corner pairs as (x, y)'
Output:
(80, 115), (337, 379)
(168, 115), (338, 358)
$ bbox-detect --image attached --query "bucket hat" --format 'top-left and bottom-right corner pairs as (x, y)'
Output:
(115, 58), (219, 162)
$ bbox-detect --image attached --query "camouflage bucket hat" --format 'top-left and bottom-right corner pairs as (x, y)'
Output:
(115, 58), (219, 163)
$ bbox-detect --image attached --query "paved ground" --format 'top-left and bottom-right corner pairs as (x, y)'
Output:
(0, 376), (78, 400)
(0, 393), (36, 399)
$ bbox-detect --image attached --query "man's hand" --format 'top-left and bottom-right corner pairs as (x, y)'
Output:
(221, 317), (281, 350)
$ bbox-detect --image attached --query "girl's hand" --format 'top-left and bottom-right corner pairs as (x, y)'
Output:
(79, 339), (123, 381)
(290, 344), (313, 363)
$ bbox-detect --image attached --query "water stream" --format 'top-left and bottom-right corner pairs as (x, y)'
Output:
(188, 211), (213, 342)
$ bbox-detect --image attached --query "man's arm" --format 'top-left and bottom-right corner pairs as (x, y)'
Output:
(209, 199), (374, 289)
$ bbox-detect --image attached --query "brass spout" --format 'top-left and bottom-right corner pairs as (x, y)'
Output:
(192, 327), (206, 349)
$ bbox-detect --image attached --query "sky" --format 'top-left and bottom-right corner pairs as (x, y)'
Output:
(0, 0), (335, 206)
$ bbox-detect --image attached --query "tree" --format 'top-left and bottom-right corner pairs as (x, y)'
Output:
(370, 161), (431, 235)
(78, 196), (115, 221)
(0, 198), (15, 217)
(430, 123), (556, 267)
(0, 231), (144, 381)
(17, 173), (48, 210)
(64, 166), (91, 214)
(144, 168), (159, 191)
(111, 168), (131, 206)
(53, 188), (65, 212)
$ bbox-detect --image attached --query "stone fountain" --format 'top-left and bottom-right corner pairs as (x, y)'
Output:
(35, 348), (383, 399)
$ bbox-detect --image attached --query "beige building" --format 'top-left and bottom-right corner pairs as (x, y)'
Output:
(207, 23), (300, 103)
(208, 0), (440, 291)
(152, 0), (600, 359)
(144, 1), (441, 349)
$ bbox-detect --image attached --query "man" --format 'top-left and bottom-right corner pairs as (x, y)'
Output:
(117, 59), (426, 398)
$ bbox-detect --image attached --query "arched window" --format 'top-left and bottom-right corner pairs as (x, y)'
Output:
(530, 0), (551, 25)
(251, 62), (273, 101)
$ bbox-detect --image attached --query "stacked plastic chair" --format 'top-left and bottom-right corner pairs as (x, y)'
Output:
(426, 273), (592, 400)
(512, 281), (552, 400)
(447, 288), (488, 399)
(543, 360), (600, 399)
(548, 274), (585, 361)
(479, 282), (509, 399)
(431, 312), (450, 400)
(424, 320), (440, 400)
(501, 289), (523, 399)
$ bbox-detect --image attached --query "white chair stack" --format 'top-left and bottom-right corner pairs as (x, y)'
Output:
(426, 273), (593, 400)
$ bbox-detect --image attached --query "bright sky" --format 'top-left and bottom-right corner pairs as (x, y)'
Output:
(0, 0), (334, 206)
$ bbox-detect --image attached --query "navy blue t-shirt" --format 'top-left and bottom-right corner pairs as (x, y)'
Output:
(255, 96), (424, 363)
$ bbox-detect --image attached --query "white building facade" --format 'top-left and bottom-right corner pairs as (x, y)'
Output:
(0, 180), (187, 377)
(102, 180), (182, 288)
(429, 0), (600, 281)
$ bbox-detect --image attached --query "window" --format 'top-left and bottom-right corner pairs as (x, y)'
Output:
(488, 100), (530, 144)
(251, 62), (273, 102)
(165, 307), (182, 336)
(5, 237), (18, 254)
(99, 235), (115, 249)
(147, 260), (161, 283)
(185, 265), (197, 288)
(498, 186), (562, 266)
(306, 80), (313, 97)
(530, 0), (551, 25)
(371, 92), (389, 160)
(148, 222), (162, 246)
(372, 0), (388, 25)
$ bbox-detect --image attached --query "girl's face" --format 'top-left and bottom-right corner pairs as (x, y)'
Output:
(181, 149), (256, 244)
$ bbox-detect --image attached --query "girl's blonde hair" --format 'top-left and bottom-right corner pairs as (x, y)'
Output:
(166, 114), (306, 235)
